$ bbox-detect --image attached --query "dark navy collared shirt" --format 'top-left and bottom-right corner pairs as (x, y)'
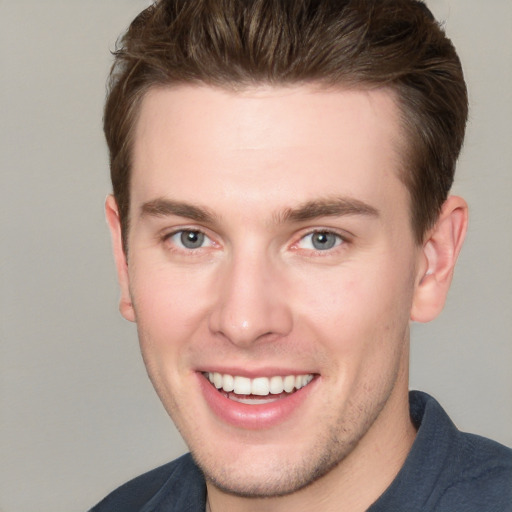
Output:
(90, 391), (512, 511)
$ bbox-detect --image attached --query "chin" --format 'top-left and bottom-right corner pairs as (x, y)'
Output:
(189, 429), (357, 499)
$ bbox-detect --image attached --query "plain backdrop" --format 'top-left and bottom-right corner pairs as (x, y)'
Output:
(1, 1), (511, 511)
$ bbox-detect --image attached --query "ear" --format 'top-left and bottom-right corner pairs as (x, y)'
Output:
(410, 196), (468, 323)
(105, 195), (136, 322)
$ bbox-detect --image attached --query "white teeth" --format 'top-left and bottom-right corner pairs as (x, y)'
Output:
(222, 373), (234, 392)
(206, 372), (314, 396)
(213, 372), (223, 389)
(233, 376), (251, 395)
(283, 375), (295, 393)
(269, 375), (285, 394)
(251, 377), (270, 396)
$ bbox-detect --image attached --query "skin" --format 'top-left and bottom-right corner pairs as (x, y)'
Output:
(106, 84), (467, 512)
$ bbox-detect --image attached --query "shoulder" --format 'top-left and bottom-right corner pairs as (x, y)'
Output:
(435, 432), (512, 511)
(88, 453), (206, 512)
(371, 392), (512, 512)
(413, 391), (512, 511)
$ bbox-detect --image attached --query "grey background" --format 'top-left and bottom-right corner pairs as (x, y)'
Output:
(1, 1), (510, 511)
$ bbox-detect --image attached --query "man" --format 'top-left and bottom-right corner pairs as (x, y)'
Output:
(91, 0), (512, 510)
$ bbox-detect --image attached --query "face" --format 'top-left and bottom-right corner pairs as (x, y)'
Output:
(110, 85), (427, 498)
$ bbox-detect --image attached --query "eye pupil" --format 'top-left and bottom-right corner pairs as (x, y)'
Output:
(312, 232), (337, 250)
(180, 230), (204, 249)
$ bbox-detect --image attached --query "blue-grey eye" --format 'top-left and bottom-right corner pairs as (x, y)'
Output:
(298, 231), (342, 251)
(180, 230), (205, 249)
(167, 230), (210, 250)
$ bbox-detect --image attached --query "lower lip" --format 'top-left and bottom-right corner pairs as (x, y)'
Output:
(198, 373), (317, 430)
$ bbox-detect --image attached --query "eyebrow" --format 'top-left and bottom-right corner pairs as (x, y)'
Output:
(278, 197), (379, 223)
(139, 196), (379, 224)
(140, 198), (217, 223)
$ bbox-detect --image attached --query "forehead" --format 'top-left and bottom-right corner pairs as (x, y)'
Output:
(133, 84), (402, 154)
(130, 84), (408, 217)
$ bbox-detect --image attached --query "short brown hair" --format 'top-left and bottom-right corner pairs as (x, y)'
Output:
(104, 0), (468, 251)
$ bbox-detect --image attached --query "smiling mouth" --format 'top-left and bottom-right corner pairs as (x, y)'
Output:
(203, 372), (315, 404)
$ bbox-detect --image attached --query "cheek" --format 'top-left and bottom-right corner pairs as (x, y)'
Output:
(129, 263), (213, 359)
(292, 258), (415, 357)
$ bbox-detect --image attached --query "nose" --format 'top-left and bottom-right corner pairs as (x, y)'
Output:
(208, 250), (293, 348)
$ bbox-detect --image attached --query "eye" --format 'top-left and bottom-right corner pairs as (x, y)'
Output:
(297, 231), (343, 251)
(167, 230), (214, 250)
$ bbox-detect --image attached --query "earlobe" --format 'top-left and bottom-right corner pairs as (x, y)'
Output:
(105, 195), (136, 322)
(411, 196), (468, 323)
